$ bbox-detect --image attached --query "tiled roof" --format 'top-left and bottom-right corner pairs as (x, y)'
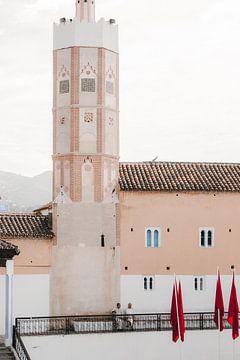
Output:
(0, 214), (53, 239)
(33, 202), (52, 213)
(0, 239), (20, 254)
(119, 162), (240, 192)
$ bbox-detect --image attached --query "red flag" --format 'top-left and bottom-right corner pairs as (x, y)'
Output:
(170, 283), (179, 343)
(177, 281), (185, 342)
(228, 273), (239, 340)
(214, 271), (224, 331)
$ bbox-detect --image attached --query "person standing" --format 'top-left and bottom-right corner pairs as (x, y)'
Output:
(112, 303), (122, 331)
(126, 303), (134, 330)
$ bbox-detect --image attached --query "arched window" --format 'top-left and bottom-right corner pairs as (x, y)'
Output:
(144, 277), (148, 290)
(143, 276), (154, 291)
(207, 230), (212, 247)
(145, 227), (161, 248)
(200, 230), (205, 247)
(146, 230), (152, 248)
(82, 160), (94, 202)
(199, 228), (214, 248)
(154, 230), (159, 248)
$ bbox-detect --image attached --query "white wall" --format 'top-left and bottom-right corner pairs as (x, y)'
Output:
(53, 19), (119, 53)
(0, 274), (50, 335)
(121, 275), (240, 313)
(23, 331), (240, 360)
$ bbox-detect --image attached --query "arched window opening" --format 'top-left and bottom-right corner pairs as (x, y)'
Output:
(144, 277), (147, 290)
(149, 277), (153, 290)
(147, 230), (152, 248)
(207, 230), (212, 247)
(154, 230), (159, 248)
(200, 230), (205, 247)
(194, 277), (198, 291)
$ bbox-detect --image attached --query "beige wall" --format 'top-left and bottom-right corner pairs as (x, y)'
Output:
(0, 238), (52, 275)
(50, 203), (120, 315)
(119, 191), (240, 275)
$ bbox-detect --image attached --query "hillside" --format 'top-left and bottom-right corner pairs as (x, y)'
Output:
(0, 170), (52, 212)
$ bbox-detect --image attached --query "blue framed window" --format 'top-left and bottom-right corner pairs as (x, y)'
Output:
(154, 230), (159, 247)
(145, 228), (161, 248)
(146, 230), (152, 247)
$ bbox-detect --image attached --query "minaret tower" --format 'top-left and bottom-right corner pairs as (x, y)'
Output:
(51, 0), (120, 315)
(75, 0), (95, 22)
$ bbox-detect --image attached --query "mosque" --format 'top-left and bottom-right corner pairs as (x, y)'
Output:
(1, 0), (240, 349)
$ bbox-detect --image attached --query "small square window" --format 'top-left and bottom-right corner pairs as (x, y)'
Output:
(59, 80), (69, 94)
(81, 78), (96, 92)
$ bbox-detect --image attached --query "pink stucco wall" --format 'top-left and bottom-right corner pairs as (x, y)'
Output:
(119, 191), (240, 275)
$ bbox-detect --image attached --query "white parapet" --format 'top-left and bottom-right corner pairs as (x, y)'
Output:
(22, 331), (240, 360)
(53, 18), (119, 53)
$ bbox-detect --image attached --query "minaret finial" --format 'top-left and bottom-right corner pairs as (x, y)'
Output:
(75, 0), (95, 22)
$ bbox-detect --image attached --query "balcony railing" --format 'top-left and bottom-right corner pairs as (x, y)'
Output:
(13, 326), (31, 360)
(15, 312), (232, 337)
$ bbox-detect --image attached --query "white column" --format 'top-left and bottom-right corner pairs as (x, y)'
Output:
(5, 260), (14, 347)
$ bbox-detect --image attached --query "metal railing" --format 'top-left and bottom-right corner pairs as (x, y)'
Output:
(13, 326), (31, 360)
(15, 312), (232, 337)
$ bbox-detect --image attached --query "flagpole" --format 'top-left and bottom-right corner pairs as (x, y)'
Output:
(232, 341), (235, 360)
(174, 273), (182, 360)
(232, 269), (235, 360)
(217, 266), (220, 360)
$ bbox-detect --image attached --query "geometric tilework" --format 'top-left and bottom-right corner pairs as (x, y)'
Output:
(59, 80), (69, 94)
(81, 78), (96, 92)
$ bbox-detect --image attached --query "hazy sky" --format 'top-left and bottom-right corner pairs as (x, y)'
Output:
(1, 0), (240, 176)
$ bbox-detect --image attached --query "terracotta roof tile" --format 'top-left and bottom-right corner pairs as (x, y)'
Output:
(0, 239), (20, 254)
(0, 214), (53, 239)
(119, 162), (240, 192)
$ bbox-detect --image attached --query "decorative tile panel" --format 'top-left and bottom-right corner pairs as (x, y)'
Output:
(59, 80), (70, 94)
(81, 78), (96, 92)
(84, 112), (94, 123)
(106, 81), (114, 95)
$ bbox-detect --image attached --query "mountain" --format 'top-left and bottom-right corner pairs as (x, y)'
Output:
(0, 170), (52, 212)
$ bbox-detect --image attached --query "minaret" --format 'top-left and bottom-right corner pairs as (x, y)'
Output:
(51, 1), (120, 315)
(75, 0), (95, 22)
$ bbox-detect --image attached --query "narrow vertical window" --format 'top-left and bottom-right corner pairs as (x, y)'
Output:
(194, 276), (205, 291)
(149, 277), (153, 290)
(200, 230), (205, 247)
(194, 277), (198, 291)
(147, 230), (152, 247)
(154, 230), (159, 248)
(144, 277), (147, 290)
(101, 234), (105, 248)
(207, 230), (212, 247)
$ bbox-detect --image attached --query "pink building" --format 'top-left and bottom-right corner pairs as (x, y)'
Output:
(1, 0), (240, 346)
